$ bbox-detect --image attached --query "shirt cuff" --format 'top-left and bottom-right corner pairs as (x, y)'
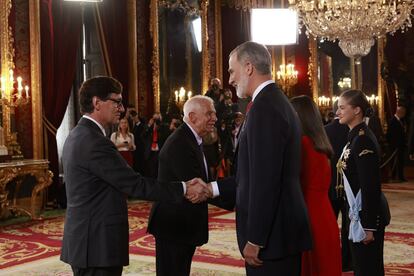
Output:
(363, 228), (377, 231)
(211, 181), (220, 198)
(248, 241), (264, 248)
(181, 182), (186, 195)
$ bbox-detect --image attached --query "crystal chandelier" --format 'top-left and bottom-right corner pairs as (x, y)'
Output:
(223, 0), (267, 10)
(276, 63), (298, 97)
(289, 0), (414, 58)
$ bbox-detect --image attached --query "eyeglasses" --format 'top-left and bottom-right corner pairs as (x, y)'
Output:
(105, 98), (124, 108)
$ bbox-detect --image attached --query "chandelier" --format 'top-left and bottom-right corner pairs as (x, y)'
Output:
(276, 63), (298, 97)
(223, 0), (267, 10)
(289, 0), (414, 58)
(159, 0), (200, 16)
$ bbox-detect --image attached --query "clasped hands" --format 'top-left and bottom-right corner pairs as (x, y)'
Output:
(184, 178), (212, 203)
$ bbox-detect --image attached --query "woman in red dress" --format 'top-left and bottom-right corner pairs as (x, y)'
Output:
(291, 95), (342, 276)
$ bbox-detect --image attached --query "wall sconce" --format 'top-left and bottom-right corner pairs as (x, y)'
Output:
(0, 68), (30, 159)
(337, 77), (351, 90)
(318, 96), (331, 107)
(174, 87), (192, 110)
(276, 63), (298, 97)
(366, 94), (379, 106)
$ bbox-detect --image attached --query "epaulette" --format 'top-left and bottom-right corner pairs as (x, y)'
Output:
(358, 129), (365, 136)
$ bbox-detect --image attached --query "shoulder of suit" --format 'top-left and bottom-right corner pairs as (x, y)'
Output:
(353, 132), (376, 157)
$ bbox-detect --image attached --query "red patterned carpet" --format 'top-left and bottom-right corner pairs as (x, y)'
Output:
(1, 185), (414, 275)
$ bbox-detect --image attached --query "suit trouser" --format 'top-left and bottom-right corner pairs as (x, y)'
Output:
(245, 253), (301, 276)
(331, 198), (353, 271)
(349, 228), (385, 276)
(155, 237), (196, 276)
(71, 266), (122, 276)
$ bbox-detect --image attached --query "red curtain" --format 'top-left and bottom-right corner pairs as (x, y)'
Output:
(41, 0), (82, 191)
(293, 32), (311, 97)
(95, 0), (129, 104)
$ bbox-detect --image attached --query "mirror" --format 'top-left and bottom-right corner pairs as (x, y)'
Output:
(309, 36), (385, 123)
(150, 0), (209, 114)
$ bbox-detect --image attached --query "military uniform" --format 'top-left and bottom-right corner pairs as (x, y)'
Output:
(337, 122), (390, 276)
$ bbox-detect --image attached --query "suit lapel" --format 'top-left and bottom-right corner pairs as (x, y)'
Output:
(181, 124), (209, 181)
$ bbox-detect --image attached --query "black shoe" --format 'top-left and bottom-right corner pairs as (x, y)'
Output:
(399, 178), (408, 182)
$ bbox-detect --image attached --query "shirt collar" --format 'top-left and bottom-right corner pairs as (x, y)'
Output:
(185, 122), (203, 145)
(83, 115), (106, 136)
(251, 80), (275, 102)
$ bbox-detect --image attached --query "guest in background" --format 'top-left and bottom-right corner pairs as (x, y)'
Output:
(110, 117), (136, 167)
(143, 113), (168, 177)
(387, 105), (407, 182)
(205, 78), (224, 105)
(131, 111), (146, 174)
(336, 89), (390, 276)
(291, 95), (342, 276)
(365, 107), (384, 144)
(325, 100), (353, 272)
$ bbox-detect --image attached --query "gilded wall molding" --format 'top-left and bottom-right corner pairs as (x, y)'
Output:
(127, 0), (138, 109)
(308, 36), (318, 103)
(150, 0), (160, 112)
(377, 37), (385, 125)
(201, 0), (210, 94)
(214, 0), (223, 83)
(29, 0), (43, 159)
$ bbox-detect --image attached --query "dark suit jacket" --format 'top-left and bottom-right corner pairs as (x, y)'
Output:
(60, 117), (184, 268)
(324, 118), (349, 201)
(387, 116), (406, 150)
(218, 83), (312, 260)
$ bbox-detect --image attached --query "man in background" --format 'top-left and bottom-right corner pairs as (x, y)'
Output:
(387, 105), (407, 182)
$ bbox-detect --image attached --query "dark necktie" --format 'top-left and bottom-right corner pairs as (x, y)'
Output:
(199, 143), (208, 179)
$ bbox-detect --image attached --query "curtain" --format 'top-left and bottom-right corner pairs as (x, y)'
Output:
(293, 32), (311, 97)
(41, 0), (82, 194)
(221, 6), (251, 93)
(95, 0), (129, 105)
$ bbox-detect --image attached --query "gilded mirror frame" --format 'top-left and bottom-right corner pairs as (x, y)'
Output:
(308, 36), (385, 123)
(0, 0), (43, 159)
(150, 0), (210, 113)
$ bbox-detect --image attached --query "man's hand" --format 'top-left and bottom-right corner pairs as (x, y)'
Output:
(362, 230), (375, 245)
(185, 178), (211, 203)
(243, 242), (263, 267)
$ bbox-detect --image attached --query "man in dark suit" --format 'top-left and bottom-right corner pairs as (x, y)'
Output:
(197, 42), (312, 275)
(324, 104), (353, 271)
(60, 76), (208, 276)
(131, 111), (145, 174)
(148, 95), (232, 276)
(387, 105), (407, 182)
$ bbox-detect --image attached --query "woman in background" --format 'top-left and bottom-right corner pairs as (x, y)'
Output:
(291, 95), (341, 276)
(111, 117), (136, 166)
(336, 90), (389, 276)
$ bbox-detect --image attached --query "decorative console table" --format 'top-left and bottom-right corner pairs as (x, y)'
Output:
(0, 159), (53, 219)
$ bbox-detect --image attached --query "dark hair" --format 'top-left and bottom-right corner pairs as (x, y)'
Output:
(130, 110), (138, 117)
(230, 41), (272, 75)
(79, 76), (123, 114)
(290, 95), (334, 158)
(339, 89), (373, 117)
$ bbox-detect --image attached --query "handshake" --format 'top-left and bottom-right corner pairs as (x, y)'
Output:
(184, 178), (213, 203)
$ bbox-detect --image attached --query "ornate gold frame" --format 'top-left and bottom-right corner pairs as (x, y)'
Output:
(150, 0), (210, 112)
(29, 0), (43, 159)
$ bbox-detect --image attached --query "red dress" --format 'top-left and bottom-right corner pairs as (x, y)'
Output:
(300, 136), (342, 276)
